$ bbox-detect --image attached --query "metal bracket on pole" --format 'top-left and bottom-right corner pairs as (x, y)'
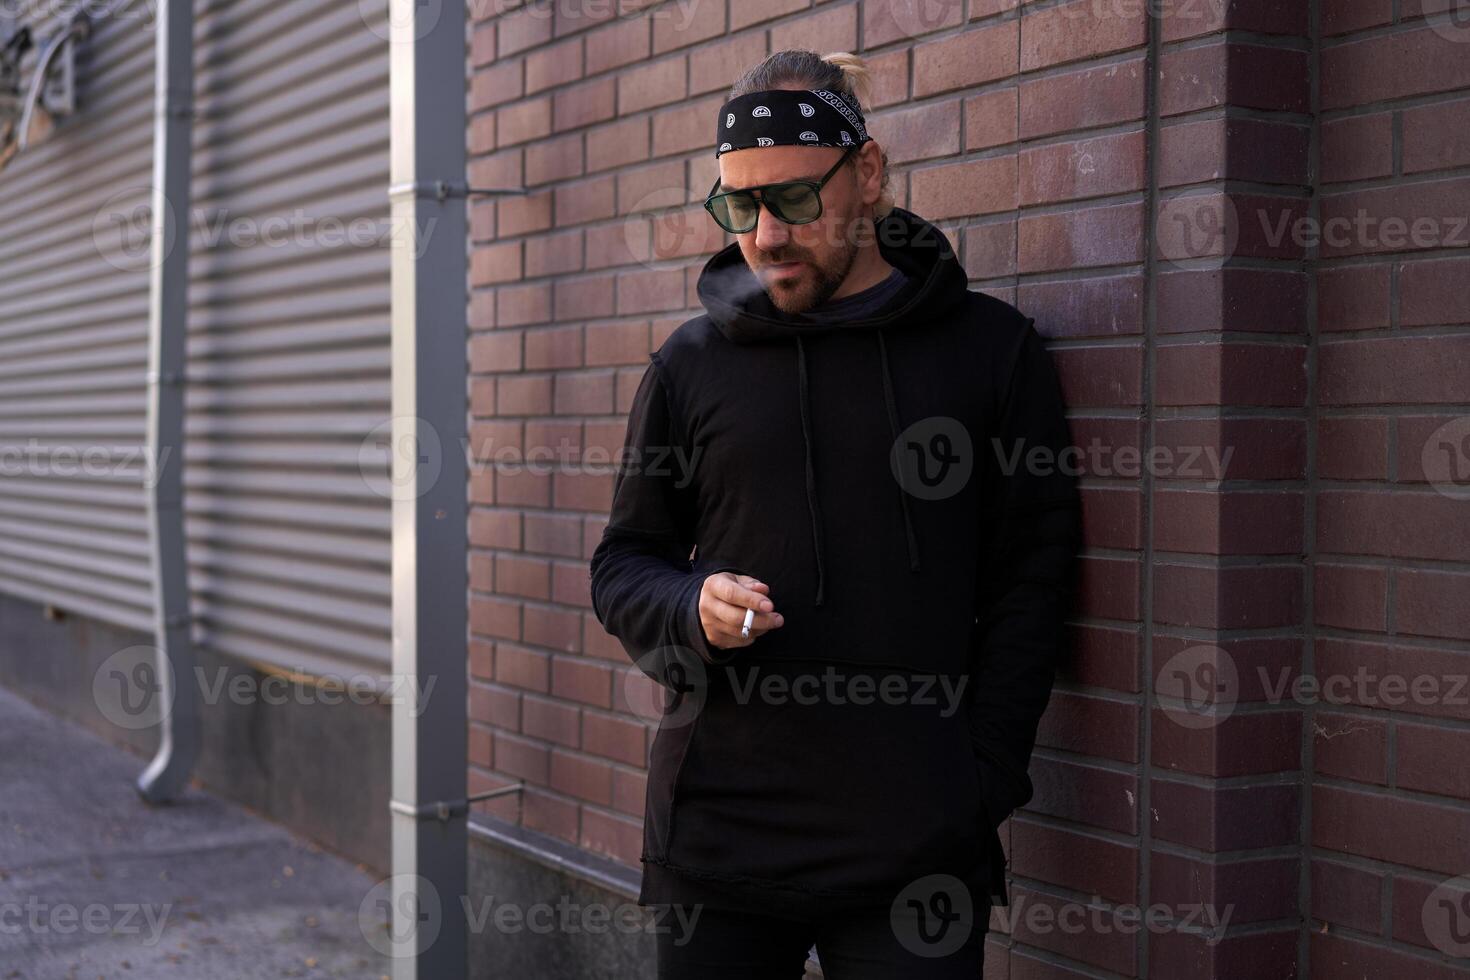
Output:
(389, 783), (524, 823)
(387, 179), (527, 202)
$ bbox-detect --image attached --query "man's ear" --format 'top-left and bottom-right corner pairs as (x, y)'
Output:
(858, 141), (885, 207)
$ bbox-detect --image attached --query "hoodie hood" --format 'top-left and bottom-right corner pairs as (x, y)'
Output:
(693, 207), (972, 606)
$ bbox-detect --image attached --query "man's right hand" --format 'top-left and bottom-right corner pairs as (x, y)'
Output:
(699, 572), (784, 649)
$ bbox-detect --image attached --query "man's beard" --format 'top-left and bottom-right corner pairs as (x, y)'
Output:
(760, 231), (860, 315)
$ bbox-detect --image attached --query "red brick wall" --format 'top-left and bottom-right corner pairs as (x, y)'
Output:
(1310, 5), (1470, 978)
(463, 2), (1469, 976)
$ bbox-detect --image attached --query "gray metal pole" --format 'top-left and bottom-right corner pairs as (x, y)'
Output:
(138, 0), (199, 805)
(387, 0), (469, 974)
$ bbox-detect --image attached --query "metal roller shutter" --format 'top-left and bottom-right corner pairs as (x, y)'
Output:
(0, 0), (393, 680)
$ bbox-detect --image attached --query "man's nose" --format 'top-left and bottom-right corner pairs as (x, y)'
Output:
(753, 204), (789, 251)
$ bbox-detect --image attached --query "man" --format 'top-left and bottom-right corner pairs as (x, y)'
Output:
(589, 49), (1081, 979)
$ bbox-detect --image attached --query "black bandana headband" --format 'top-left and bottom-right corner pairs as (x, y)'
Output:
(715, 88), (873, 157)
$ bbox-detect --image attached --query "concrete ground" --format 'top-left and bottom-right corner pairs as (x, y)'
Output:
(0, 685), (392, 979)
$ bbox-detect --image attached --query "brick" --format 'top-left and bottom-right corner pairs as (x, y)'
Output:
(1151, 930), (1299, 980)
(586, 116), (649, 172)
(1019, 130), (1145, 206)
(499, 282), (553, 327)
(617, 267), (686, 315)
(1019, 201), (1145, 273)
(1319, 176), (1470, 259)
(1314, 562), (1388, 631)
(1152, 563), (1304, 629)
(550, 654), (612, 708)
(1157, 268), (1307, 334)
(651, 0), (725, 54)
(1158, 0), (1308, 39)
(471, 331), (523, 375)
(496, 554), (552, 600)
(1313, 711), (1389, 784)
(554, 76), (616, 132)
(582, 711), (648, 767)
(1019, 57), (1147, 139)
(1321, 0), (1393, 34)
(913, 21), (1018, 98)
(471, 59), (525, 112)
(494, 731), (550, 782)
(1035, 691), (1140, 764)
(1398, 722), (1470, 800)
(521, 695), (580, 747)
(1159, 44), (1310, 116)
(498, 96), (553, 147)
(580, 807), (642, 866)
(1009, 884), (1137, 975)
(1151, 852), (1300, 925)
(1077, 555), (1143, 621)
(1153, 417), (1306, 481)
(557, 274), (618, 320)
(652, 96), (723, 157)
(525, 229), (584, 278)
(1153, 491), (1304, 555)
(1317, 263), (1391, 332)
(910, 155), (1016, 219)
(688, 33), (768, 97)
(961, 220), (1016, 279)
(1064, 623), (1142, 694)
(1322, 25), (1470, 110)
(554, 175), (617, 226)
(1311, 859), (1383, 933)
(526, 133), (585, 186)
(1018, 274), (1144, 338)
(1028, 756), (1138, 835)
(1397, 414), (1470, 483)
(1311, 932), (1469, 980)
(870, 99), (961, 165)
(1050, 344), (1144, 408)
(1020, 0), (1146, 72)
(864, 0), (965, 48)
(471, 596), (520, 641)
(963, 88), (1017, 152)
(585, 321), (651, 366)
(526, 36), (582, 93)
(1150, 778), (1300, 851)
(1010, 819), (1139, 905)
(1321, 113), (1394, 184)
(470, 506), (521, 549)
(1396, 569), (1470, 641)
(1156, 343), (1307, 408)
(1319, 335), (1470, 405)
(1152, 710), (1301, 777)
(498, 5), (555, 57)
(1160, 117), (1310, 188)
(585, 16), (649, 75)
(619, 55), (687, 115)
(1404, 97), (1470, 173)
(770, 3), (858, 53)
(1314, 785), (1470, 873)
(1315, 637), (1470, 723)
(550, 749), (613, 805)
(520, 786), (578, 841)
(524, 602), (583, 652)
(1400, 256), (1470, 327)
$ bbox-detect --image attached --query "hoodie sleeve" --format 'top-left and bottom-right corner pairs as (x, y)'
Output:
(589, 354), (745, 673)
(967, 320), (1083, 830)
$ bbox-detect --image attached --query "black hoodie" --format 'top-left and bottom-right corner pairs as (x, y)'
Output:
(589, 206), (1081, 917)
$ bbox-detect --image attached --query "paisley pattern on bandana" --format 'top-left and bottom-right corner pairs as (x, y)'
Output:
(715, 88), (874, 157)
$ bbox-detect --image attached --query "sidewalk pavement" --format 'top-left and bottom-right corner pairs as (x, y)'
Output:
(0, 685), (392, 979)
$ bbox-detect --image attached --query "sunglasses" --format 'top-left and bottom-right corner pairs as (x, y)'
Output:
(703, 146), (857, 234)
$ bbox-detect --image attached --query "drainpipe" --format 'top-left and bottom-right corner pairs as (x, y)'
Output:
(137, 0), (198, 804)
(385, 0), (473, 975)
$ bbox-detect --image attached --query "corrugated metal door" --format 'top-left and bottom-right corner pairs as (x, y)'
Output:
(0, 1), (393, 680)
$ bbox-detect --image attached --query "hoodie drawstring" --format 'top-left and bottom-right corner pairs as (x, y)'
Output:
(794, 335), (826, 607)
(876, 330), (921, 575)
(793, 330), (922, 608)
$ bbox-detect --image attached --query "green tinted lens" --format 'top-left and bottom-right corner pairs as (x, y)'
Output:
(765, 183), (821, 223)
(710, 191), (760, 232)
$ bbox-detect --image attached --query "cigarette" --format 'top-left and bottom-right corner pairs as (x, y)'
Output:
(740, 607), (755, 639)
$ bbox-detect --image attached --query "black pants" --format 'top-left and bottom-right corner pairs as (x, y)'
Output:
(651, 902), (988, 979)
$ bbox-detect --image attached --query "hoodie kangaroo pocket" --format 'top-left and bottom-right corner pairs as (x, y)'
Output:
(665, 664), (986, 897)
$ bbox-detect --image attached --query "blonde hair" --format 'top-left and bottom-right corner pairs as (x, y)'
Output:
(728, 49), (894, 219)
